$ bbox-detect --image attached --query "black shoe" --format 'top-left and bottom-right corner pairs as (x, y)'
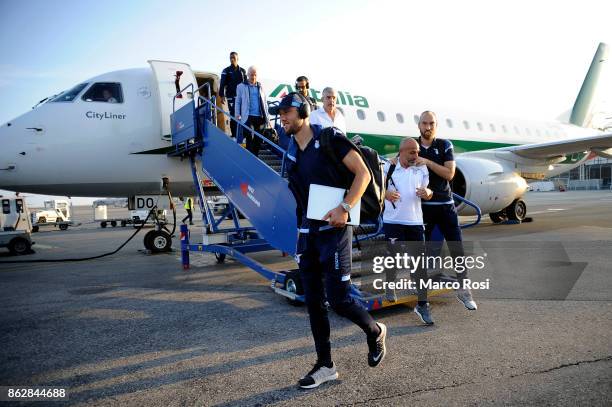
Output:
(414, 303), (434, 325)
(298, 361), (338, 389)
(367, 322), (387, 367)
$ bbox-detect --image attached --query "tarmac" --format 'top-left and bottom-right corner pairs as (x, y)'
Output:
(0, 190), (611, 406)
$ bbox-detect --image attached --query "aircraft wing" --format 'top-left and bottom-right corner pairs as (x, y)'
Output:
(494, 132), (612, 159)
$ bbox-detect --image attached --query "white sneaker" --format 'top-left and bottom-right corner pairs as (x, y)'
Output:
(298, 362), (338, 389)
(456, 288), (477, 310)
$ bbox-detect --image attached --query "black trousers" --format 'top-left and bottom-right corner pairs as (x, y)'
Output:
(298, 227), (379, 364)
(245, 115), (266, 157)
(383, 223), (428, 302)
(227, 99), (237, 138)
(182, 209), (193, 224)
(422, 203), (467, 281)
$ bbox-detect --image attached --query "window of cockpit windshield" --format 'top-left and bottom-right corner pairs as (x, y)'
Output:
(82, 82), (123, 103)
(50, 83), (89, 102)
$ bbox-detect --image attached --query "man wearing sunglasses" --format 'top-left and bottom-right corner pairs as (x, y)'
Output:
(295, 76), (318, 112)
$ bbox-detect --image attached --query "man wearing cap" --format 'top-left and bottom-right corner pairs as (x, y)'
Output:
(308, 87), (347, 133)
(219, 52), (246, 138)
(271, 92), (387, 389)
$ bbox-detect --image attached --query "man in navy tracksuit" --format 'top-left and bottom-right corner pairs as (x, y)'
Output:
(416, 110), (477, 312)
(219, 51), (246, 138)
(271, 93), (387, 389)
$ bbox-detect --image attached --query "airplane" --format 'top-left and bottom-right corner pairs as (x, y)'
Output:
(1, 43), (611, 235)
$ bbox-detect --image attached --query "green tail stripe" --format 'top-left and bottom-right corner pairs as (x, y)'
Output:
(348, 132), (515, 155)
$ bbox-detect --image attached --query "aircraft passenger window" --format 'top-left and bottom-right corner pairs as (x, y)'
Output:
(502, 125), (508, 133)
(377, 111), (386, 122)
(490, 124), (496, 132)
(477, 122), (483, 131)
(396, 113), (404, 123)
(414, 114), (419, 124)
(463, 120), (470, 129)
(50, 83), (89, 102)
(82, 82), (124, 103)
(357, 109), (366, 120)
(446, 119), (453, 128)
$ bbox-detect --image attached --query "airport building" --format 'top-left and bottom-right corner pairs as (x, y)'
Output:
(551, 157), (612, 190)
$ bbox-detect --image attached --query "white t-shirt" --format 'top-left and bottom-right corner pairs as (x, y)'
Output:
(309, 107), (347, 134)
(382, 161), (429, 225)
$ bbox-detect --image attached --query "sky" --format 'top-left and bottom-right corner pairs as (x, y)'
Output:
(0, 0), (611, 205)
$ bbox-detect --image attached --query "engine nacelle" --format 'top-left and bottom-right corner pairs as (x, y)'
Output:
(452, 157), (528, 216)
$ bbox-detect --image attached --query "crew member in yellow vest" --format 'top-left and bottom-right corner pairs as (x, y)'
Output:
(180, 196), (194, 225)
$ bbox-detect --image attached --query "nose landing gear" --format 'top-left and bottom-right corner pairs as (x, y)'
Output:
(144, 228), (172, 253)
(140, 177), (176, 253)
(489, 198), (528, 224)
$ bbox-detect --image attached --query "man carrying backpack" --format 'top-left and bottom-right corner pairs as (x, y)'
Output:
(271, 92), (387, 389)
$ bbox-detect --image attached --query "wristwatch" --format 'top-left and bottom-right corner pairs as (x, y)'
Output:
(340, 201), (352, 212)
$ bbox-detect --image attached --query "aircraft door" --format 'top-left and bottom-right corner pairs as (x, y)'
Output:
(148, 60), (199, 140)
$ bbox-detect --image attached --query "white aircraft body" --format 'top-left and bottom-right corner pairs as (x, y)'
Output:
(1, 44), (611, 222)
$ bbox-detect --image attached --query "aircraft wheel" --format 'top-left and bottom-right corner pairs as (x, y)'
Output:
(121, 220), (127, 227)
(59, 223), (68, 231)
(9, 237), (31, 255)
(38, 217), (46, 224)
(101, 222), (107, 228)
(214, 253), (226, 263)
(149, 230), (172, 253)
(111, 221), (117, 227)
(284, 270), (304, 306)
(489, 210), (507, 224)
(507, 199), (527, 221)
(32, 226), (39, 233)
(143, 230), (155, 251)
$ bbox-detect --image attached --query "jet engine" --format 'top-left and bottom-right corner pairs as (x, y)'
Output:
(451, 156), (528, 217)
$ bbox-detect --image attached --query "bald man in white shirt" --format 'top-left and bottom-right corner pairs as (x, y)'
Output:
(309, 87), (347, 133)
(383, 138), (435, 325)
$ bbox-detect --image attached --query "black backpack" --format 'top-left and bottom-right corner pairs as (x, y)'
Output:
(319, 127), (385, 222)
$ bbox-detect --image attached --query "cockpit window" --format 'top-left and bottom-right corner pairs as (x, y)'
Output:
(82, 82), (123, 103)
(50, 83), (89, 102)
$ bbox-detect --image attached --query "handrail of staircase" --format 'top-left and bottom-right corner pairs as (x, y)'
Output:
(172, 83), (195, 115)
(453, 193), (481, 228)
(197, 96), (288, 158)
(172, 81), (214, 113)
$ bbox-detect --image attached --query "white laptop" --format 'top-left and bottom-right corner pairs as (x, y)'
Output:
(307, 184), (361, 226)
